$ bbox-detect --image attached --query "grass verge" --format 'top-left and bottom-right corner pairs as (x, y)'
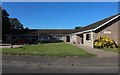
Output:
(2, 43), (96, 57)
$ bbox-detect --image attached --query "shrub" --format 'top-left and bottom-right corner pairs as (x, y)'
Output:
(94, 36), (118, 48)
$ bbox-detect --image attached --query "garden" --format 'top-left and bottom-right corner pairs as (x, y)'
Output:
(2, 43), (95, 57)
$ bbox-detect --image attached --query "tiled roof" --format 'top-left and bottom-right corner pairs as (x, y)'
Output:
(80, 13), (120, 31)
(26, 29), (80, 35)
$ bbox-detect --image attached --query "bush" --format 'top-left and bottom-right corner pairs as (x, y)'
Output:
(94, 36), (118, 48)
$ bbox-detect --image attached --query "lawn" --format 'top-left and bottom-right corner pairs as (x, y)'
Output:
(2, 43), (95, 57)
(101, 48), (119, 53)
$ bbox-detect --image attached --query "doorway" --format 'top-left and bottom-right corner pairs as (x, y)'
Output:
(81, 34), (84, 44)
(66, 36), (70, 42)
(76, 34), (84, 44)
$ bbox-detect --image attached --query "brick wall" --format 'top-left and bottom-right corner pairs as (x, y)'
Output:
(93, 19), (119, 45)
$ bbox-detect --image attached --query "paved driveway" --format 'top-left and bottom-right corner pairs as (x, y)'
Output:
(69, 43), (118, 57)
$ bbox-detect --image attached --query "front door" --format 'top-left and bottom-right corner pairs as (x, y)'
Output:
(81, 34), (84, 44)
(66, 36), (70, 42)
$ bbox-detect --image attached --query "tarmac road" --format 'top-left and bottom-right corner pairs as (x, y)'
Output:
(2, 55), (119, 73)
(2, 62), (118, 73)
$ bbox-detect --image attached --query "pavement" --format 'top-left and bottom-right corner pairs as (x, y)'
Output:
(68, 43), (118, 57)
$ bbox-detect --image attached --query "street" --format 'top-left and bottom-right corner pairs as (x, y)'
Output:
(2, 55), (119, 73)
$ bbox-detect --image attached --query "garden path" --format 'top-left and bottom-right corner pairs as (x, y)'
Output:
(68, 43), (118, 57)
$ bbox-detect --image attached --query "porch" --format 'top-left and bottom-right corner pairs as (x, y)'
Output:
(76, 34), (84, 44)
(75, 32), (94, 48)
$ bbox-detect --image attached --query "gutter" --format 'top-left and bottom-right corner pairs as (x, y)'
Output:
(75, 29), (93, 35)
(93, 14), (120, 31)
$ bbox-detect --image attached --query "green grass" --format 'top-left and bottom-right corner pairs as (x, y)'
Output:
(2, 43), (96, 57)
(101, 48), (119, 53)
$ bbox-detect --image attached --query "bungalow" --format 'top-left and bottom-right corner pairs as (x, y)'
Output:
(5, 14), (119, 47)
(67, 14), (120, 48)
(5, 29), (79, 44)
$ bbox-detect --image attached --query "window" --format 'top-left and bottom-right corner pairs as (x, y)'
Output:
(58, 36), (62, 40)
(86, 34), (91, 41)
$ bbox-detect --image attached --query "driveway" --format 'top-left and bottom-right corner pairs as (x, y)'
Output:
(69, 43), (118, 57)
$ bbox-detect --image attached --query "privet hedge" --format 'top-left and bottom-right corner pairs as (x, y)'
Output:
(94, 36), (118, 48)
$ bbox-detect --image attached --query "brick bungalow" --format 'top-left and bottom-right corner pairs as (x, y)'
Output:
(5, 14), (119, 47)
(5, 29), (79, 44)
(68, 14), (120, 48)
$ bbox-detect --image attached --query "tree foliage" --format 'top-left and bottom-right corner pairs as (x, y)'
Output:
(2, 8), (29, 41)
(74, 26), (82, 29)
(2, 9), (11, 41)
(2, 9), (11, 34)
(10, 18), (24, 30)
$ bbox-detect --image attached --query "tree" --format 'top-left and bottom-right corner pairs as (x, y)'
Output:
(74, 26), (83, 29)
(2, 8), (29, 41)
(2, 9), (11, 33)
(2, 9), (11, 41)
(10, 18), (24, 30)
